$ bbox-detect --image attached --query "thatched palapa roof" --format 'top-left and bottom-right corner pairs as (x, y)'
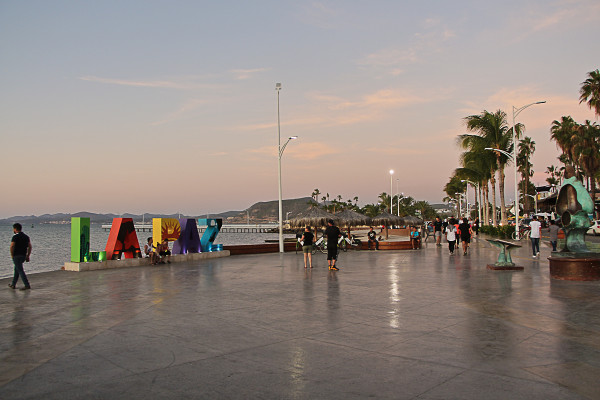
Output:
(371, 211), (403, 226)
(335, 209), (371, 227)
(289, 208), (340, 228)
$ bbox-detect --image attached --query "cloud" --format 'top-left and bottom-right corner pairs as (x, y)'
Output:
(358, 17), (457, 76)
(230, 68), (270, 80)
(150, 98), (208, 126)
(297, 2), (340, 29)
(508, 0), (600, 41)
(236, 88), (438, 133)
(78, 75), (220, 90)
(365, 146), (427, 156)
(246, 141), (339, 161)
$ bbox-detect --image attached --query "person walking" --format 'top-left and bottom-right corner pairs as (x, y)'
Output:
(473, 217), (480, 236)
(325, 219), (341, 271)
(547, 220), (560, 252)
(530, 216), (542, 258)
(434, 217), (443, 246)
(445, 218), (457, 255)
(8, 223), (32, 290)
(458, 218), (473, 255)
(301, 226), (314, 269)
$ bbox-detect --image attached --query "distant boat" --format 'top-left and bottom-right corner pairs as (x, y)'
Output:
(31, 224), (34, 228)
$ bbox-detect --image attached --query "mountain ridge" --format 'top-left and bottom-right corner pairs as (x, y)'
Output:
(0, 197), (316, 224)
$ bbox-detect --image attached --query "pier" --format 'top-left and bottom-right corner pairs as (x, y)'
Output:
(101, 223), (279, 233)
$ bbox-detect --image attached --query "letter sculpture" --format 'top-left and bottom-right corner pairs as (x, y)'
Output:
(173, 218), (201, 254)
(152, 218), (181, 248)
(105, 218), (142, 260)
(71, 217), (90, 262)
(198, 218), (222, 252)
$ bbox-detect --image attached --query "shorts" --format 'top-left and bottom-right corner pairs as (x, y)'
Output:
(302, 245), (313, 254)
(434, 231), (442, 237)
(327, 246), (338, 261)
(460, 237), (470, 244)
(159, 250), (171, 256)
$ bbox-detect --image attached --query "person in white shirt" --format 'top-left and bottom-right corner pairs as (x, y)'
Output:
(445, 218), (457, 255)
(529, 216), (542, 258)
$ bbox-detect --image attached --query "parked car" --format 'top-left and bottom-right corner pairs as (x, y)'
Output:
(588, 220), (600, 236)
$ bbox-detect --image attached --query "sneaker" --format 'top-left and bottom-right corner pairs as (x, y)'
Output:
(330, 266), (339, 271)
(19, 286), (31, 291)
(463, 252), (467, 256)
(8, 284), (15, 289)
(532, 255), (537, 259)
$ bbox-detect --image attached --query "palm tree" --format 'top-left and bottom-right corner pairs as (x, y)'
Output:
(573, 121), (600, 216)
(460, 110), (516, 225)
(551, 116), (579, 165)
(579, 69), (600, 118)
(311, 189), (321, 204)
(545, 165), (561, 187)
(457, 149), (494, 225)
(518, 136), (536, 212)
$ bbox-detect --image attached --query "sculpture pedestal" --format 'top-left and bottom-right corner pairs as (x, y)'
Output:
(548, 255), (600, 281)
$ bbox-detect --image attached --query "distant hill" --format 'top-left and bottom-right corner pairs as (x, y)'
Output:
(0, 197), (316, 224)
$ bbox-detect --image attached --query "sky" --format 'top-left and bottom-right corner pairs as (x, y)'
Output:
(1, 0), (599, 218)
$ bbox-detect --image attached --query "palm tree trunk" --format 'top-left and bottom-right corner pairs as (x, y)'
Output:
(490, 172), (497, 226)
(498, 165), (507, 225)
(484, 182), (489, 225)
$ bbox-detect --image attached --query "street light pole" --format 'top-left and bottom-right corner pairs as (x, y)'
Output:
(276, 83), (298, 253)
(276, 83), (283, 253)
(461, 179), (481, 222)
(396, 179), (400, 216)
(389, 170), (394, 213)
(513, 101), (545, 239)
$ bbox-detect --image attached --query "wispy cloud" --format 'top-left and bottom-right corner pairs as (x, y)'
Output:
(508, 0), (600, 41)
(237, 88), (438, 132)
(246, 141), (339, 161)
(150, 98), (208, 126)
(358, 17), (457, 76)
(365, 146), (427, 156)
(79, 75), (220, 90)
(297, 2), (340, 29)
(230, 68), (270, 80)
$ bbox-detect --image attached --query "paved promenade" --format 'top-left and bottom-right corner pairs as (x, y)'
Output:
(1, 236), (599, 399)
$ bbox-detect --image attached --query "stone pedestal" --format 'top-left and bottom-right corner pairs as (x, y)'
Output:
(548, 255), (600, 281)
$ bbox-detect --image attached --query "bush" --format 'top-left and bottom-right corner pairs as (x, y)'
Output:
(480, 224), (515, 239)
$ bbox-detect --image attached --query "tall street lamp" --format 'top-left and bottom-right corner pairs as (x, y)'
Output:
(512, 101), (545, 239)
(461, 179), (481, 222)
(276, 82), (298, 253)
(396, 179), (400, 216)
(389, 170), (394, 213)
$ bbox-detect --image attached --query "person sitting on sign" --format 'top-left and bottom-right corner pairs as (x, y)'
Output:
(158, 239), (171, 264)
(144, 237), (159, 265)
(410, 226), (421, 249)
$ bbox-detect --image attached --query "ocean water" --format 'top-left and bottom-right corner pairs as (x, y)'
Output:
(0, 223), (295, 279)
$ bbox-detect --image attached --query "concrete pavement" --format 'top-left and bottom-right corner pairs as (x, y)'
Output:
(1, 236), (599, 399)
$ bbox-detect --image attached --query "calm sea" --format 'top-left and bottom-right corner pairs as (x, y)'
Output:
(0, 223), (295, 279)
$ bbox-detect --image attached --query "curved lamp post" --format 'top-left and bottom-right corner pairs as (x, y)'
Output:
(512, 101), (545, 239)
(276, 82), (298, 253)
(461, 179), (481, 222)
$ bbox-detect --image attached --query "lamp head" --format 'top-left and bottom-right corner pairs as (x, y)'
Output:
(389, 169), (394, 175)
(289, 136), (298, 140)
(275, 83), (282, 90)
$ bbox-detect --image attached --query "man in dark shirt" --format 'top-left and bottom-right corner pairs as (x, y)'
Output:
(9, 223), (32, 290)
(433, 217), (443, 246)
(325, 219), (341, 271)
(367, 227), (379, 250)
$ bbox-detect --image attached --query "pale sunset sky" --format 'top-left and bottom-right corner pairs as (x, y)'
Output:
(1, 0), (598, 218)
